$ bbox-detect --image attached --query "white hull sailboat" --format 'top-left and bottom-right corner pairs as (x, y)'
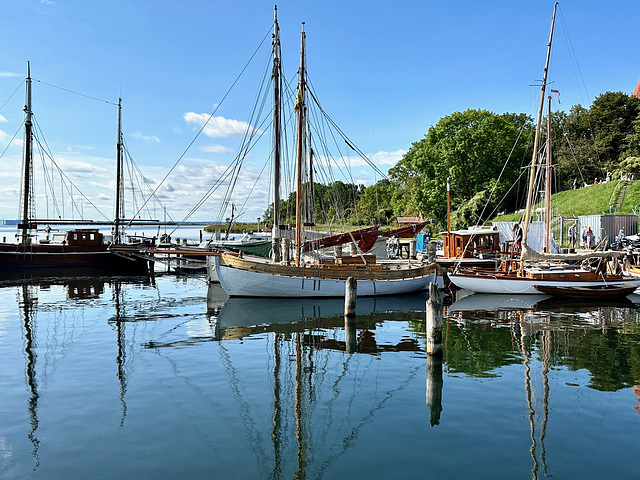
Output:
(214, 254), (435, 297)
(215, 10), (436, 298)
(449, 266), (640, 295)
(448, 3), (640, 296)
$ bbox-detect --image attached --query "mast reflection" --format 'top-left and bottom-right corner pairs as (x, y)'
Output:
(20, 284), (40, 469)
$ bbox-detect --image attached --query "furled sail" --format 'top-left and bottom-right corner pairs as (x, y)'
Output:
(302, 222), (429, 253)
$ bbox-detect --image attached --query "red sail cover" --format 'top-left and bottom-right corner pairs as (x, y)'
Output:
(303, 222), (428, 253)
(634, 78), (640, 99)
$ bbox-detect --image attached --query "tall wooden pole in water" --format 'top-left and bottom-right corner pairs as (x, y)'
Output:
(344, 277), (357, 317)
(426, 282), (442, 356)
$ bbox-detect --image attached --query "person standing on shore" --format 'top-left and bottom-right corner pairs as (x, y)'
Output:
(513, 223), (523, 254)
(586, 227), (595, 249)
(568, 222), (577, 249)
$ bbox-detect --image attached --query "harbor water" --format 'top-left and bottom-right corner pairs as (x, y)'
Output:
(1, 272), (640, 479)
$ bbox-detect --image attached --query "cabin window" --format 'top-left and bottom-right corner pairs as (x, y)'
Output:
(73, 233), (78, 241)
(90, 233), (95, 241)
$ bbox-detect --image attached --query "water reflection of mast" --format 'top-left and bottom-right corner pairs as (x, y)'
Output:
(113, 280), (127, 425)
(294, 331), (308, 479)
(519, 317), (550, 480)
(540, 329), (550, 477)
(270, 333), (283, 480)
(519, 318), (538, 479)
(20, 284), (40, 468)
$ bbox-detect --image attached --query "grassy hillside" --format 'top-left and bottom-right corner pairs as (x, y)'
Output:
(493, 180), (640, 222)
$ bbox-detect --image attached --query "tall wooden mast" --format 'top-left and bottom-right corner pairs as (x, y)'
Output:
(545, 94), (552, 253)
(522, 2), (558, 248)
(272, 6), (282, 230)
(294, 22), (306, 267)
(20, 62), (34, 246)
(114, 98), (124, 244)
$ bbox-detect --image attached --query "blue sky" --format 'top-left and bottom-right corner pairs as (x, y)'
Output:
(0, 0), (638, 223)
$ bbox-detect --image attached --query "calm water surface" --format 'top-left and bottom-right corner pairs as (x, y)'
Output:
(1, 274), (639, 479)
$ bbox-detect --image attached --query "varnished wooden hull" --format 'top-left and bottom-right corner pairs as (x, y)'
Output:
(214, 253), (437, 297)
(534, 283), (638, 298)
(449, 268), (640, 295)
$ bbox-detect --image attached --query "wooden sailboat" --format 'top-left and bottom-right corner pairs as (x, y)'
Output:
(214, 13), (436, 297)
(448, 3), (640, 295)
(0, 65), (148, 273)
(533, 283), (637, 298)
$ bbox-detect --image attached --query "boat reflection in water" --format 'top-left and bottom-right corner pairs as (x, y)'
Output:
(448, 290), (551, 313)
(7, 274), (640, 478)
(449, 288), (640, 325)
(14, 273), (153, 474)
(446, 288), (640, 478)
(207, 283), (430, 348)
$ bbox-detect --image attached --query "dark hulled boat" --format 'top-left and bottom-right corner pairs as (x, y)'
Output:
(534, 283), (638, 298)
(0, 65), (148, 274)
(0, 228), (147, 273)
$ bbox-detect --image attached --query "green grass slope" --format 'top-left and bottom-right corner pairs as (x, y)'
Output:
(493, 180), (640, 222)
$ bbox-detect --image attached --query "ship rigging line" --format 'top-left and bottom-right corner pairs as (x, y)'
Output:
(34, 79), (118, 106)
(31, 116), (112, 223)
(126, 25), (273, 230)
(0, 79), (24, 112)
(0, 121), (23, 161)
(306, 86), (388, 180)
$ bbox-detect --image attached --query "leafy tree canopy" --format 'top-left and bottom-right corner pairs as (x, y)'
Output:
(398, 109), (533, 230)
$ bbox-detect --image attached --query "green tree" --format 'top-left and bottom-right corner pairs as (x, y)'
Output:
(400, 109), (532, 230)
(588, 91), (640, 165)
(555, 92), (640, 187)
(355, 179), (395, 225)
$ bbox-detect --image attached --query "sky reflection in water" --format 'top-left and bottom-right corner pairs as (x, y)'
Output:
(1, 275), (639, 479)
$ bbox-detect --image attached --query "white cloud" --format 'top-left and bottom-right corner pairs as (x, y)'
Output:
(0, 114), (6, 123)
(130, 132), (161, 143)
(370, 149), (406, 166)
(199, 144), (233, 154)
(183, 112), (259, 139)
(55, 156), (107, 175)
(0, 72), (21, 78)
(68, 144), (95, 151)
(41, 0), (56, 4)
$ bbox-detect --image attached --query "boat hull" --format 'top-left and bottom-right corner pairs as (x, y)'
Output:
(449, 271), (640, 294)
(214, 255), (436, 297)
(533, 283), (638, 298)
(0, 243), (149, 273)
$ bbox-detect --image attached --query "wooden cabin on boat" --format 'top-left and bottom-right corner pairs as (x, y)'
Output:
(441, 226), (500, 259)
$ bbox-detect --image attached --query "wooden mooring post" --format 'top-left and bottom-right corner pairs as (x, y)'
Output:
(344, 277), (358, 353)
(344, 277), (357, 317)
(426, 282), (443, 356)
(426, 355), (443, 426)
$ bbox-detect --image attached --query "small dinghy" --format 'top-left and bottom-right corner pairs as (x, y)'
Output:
(534, 283), (638, 298)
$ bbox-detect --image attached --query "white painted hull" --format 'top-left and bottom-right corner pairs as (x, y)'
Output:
(214, 257), (436, 297)
(449, 272), (640, 295)
(207, 256), (219, 283)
